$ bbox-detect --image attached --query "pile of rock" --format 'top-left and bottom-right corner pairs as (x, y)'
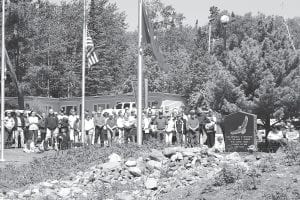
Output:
(1, 146), (254, 200)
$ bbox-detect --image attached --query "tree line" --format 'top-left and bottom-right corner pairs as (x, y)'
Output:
(1, 0), (300, 133)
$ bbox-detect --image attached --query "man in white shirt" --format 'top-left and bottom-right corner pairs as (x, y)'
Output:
(68, 109), (78, 144)
(4, 111), (15, 148)
(84, 112), (95, 145)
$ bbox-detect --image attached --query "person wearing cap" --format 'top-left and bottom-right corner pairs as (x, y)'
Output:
(187, 110), (199, 147)
(13, 111), (25, 148)
(94, 108), (106, 145)
(4, 111), (15, 148)
(154, 111), (167, 142)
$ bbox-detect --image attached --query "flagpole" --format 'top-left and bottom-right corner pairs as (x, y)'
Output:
(137, 0), (143, 145)
(1, 0), (6, 162)
(81, 0), (86, 143)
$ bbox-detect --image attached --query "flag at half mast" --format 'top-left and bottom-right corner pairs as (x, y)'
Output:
(142, 3), (168, 72)
(86, 28), (99, 68)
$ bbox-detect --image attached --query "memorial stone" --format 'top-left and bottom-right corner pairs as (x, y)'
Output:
(224, 111), (257, 152)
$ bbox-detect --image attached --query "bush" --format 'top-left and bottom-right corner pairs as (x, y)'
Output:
(282, 142), (300, 166)
(213, 164), (243, 186)
(0, 142), (162, 191)
(257, 155), (277, 173)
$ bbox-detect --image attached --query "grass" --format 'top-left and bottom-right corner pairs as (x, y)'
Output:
(0, 139), (165, 191)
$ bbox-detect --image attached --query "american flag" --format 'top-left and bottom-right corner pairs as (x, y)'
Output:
(86, 29), (99, 68)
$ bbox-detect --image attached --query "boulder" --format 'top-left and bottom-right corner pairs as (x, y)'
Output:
(128, 167), (142, 177)
(116, 192), (134, 200)
(171, 152), (183, 161)
(58, 188), (71, 198)
(101, 162), (121, 171)
(125, 160), (137, 167)
(225, 152), (242, 162)
(147, 160), (162, 170)
(40, 182), (54, 189)
(182, 150), (195, 158)
(145, 178), (158, 190)
(149, 149), (165, 161)
(163, 147), (182, 157)
(22, 190), (32, 198)
(109, 153), (122, 162)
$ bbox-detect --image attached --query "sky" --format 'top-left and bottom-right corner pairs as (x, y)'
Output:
(51, 0), (300, 31)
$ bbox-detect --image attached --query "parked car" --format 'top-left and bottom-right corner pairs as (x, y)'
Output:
(102, 102), (137, 115)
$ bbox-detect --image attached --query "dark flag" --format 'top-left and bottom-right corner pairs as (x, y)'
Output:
(142, 3), (168, 72)
(86, 28), (99, 68)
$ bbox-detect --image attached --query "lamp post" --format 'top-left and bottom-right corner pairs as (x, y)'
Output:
(220, 15), (229, 50)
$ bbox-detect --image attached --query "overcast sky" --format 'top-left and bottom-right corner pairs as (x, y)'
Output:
(51, 0), (300, 31)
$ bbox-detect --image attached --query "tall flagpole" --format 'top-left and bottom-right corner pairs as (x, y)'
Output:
(137, 0), (143, 145)
(1, 0), (6, 162)
(81, 0), (86, 143)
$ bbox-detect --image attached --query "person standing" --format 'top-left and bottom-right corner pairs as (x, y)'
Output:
(84, 112), (95, 146)
(165, 116), (175, 146)
(187, 110), (199, 147)
(154, 112), (167, 142)
(123, 112), (131, 144)
(27, 111), (40, 149)
(116, 111), (125, 143)
(45, 109), (59, 150)
(94, 109), (106, 145)
(175, 113), (187, 146)
(68, 109), (78, 146)
(39, 113), (47, 143)
(143, 111), (151, 141)
(13, 111), (25, 148)
(106, 113), (116, 146)
(4, 111), (15, 148)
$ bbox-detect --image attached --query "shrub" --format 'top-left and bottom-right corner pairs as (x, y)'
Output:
(213, 164), (243, 186)
(257, 155), (277, 173)
(282, 142), (300, 166)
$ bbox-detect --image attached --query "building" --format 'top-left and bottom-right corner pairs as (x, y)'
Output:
(6, 92), (186, 115)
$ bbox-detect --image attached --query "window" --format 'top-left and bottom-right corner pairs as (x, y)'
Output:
(94, 105), (98, 112)
(132, 103), (136, 108)
(116, 103), (122, 109)
(106, 104), (110, 109)
(124, 103), (130, 109)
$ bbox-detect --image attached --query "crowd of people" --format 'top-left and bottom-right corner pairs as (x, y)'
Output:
(3, 107), (223, 153)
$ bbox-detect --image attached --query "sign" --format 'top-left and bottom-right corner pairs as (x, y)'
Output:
(131, 79), (148, 108)
(224, 111), (257, 152)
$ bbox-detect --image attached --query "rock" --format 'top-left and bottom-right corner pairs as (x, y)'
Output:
(163, 147), (182, 157)
(182, 149), (195, 158)
(101, 161), (121, 171)
(40, 182), (54, 189)
(58, 188), (71, 198)
(125, 160), (137, 167)
(109, 153), (122, 162)
(150, 170), (161, 178)
(225, 152), (242, 162)
(171, 152), (183, 162)
(147, 160), (162, 170)
(31, 188), (40, 195)
(116, 192), (134, 200)
(149, 149), (165, 161)
(23, 190), (32, 197)
(145, 178), (158, 190)
(128, 167), (142, 177)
